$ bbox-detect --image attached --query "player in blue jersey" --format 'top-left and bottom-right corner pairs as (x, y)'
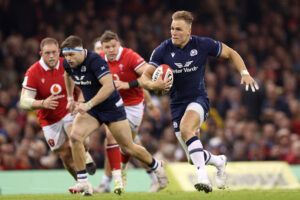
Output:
(61, 35), (168, 196)
(140, 11), (259, 193)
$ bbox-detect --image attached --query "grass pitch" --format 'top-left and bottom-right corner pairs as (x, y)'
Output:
(1, 190), (300, 200)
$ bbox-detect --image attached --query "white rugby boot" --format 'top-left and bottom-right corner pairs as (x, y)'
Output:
(69, 181), (93, 196)
(153, 161), (169, 190)
(215, 155), (227, 189)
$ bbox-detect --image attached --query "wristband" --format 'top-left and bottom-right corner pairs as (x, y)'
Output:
(67, 96), (74, 101)
(86, 101), (94, 110)
(129, 80), (139, 88)
(240, 69), (249, 76)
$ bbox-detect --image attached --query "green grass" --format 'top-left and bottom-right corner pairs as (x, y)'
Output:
(1, 190), (300, 200)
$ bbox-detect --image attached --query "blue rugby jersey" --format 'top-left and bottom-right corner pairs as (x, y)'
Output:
(149, 36), (222, 105)
(63, 51), (122, 111)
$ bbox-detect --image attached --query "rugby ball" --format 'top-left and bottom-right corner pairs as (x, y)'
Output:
(151, 64), (173, 93)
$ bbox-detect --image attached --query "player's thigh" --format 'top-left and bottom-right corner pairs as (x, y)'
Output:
(71, 113), (100, 141)
(62, 113), (74, 138)
(180, 110), (201, 134)
(107, 119), (134, 148)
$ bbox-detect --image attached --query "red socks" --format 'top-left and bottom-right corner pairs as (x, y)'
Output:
(106, 144), (121, 170)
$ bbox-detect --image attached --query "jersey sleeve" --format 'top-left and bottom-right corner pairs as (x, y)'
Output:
(128, 50), (145, 71)
(149, 45), (164, 68)
(22, 69), (38, 91)
(202, 37), (222, 57)
(90, 57), (110, 80)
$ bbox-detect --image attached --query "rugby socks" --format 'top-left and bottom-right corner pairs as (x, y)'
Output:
(203, 150), (224, 167)
(186, 136), (208, 178)
(148, 158), (159, 171)
(121, 151), (131, 166)
(106, 144), (121, 171)
(77, 169), (88, 182)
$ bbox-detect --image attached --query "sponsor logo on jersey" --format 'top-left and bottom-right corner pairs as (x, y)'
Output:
(74, 75), (91, 85)
(171, 52), (175, 57)
(41, 78), (45, 83)
(50, 84), (62, 95)
(173, 61), (198, 74)
(119, 64), (124, 71)
(174, 61), (193, 68)
(190, 49), (198, 56)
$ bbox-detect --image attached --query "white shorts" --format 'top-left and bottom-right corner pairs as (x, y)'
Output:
(186, 102), (205, 126)
(42, 113), (74, 151)
(124, 102), (144, 133)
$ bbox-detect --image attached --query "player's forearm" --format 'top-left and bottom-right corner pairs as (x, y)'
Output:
(87, 83), (114, 108)
(229, 50), (249, 75)
(64, 72), (75, 98)
(222, 44), (249, 75)
(139, 74), (156, 90)
(19, 89), (43, 110)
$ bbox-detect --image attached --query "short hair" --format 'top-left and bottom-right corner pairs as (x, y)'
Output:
(40, 37), (59, 50)
(99, 30), (119, 43)
(61, 35), (83, 49)
(172, 11), (194, 25)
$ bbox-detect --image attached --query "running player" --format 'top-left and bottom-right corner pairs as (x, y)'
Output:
(140, 11), (259, 193)
(62, 35), (168, 196)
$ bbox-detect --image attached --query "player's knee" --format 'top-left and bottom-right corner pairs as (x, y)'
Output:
(120, 144), (134, 156)
(70, 131), (84, 144)
(180, 125), (194, 140)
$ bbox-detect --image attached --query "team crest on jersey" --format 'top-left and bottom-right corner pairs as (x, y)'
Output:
(81, 66), (86, 72)
(173, 121), (178, 129)
(50, 84), (62, 95)
(190, 49), (198, 56)
(171, 52), (175, 57)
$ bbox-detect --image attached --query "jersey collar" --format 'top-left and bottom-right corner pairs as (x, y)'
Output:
(105, 46), (123, 62)
(39, 58), (60, 71)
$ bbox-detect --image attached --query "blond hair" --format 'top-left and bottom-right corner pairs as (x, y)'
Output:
(172, 11), (194, 25)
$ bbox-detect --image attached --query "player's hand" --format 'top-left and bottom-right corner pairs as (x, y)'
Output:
(114, 80), (129, 90)
(66, 97), (76, 114)
(240, 74), (259, 92)
(43, 94), (65, 110)
(152, 74), (172, 92)
(74, 102), (92, 114)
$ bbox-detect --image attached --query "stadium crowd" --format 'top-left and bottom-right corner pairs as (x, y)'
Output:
(0, 0), (300, 170)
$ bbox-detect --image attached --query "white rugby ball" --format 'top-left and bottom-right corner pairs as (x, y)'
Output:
(151, 64), (173, 93)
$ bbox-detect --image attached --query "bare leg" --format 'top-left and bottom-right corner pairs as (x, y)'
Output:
(55, 140), (76, 180)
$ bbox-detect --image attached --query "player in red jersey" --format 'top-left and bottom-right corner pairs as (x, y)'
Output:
(93, 31), (161, 193)
(20, 37), (96, 180)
